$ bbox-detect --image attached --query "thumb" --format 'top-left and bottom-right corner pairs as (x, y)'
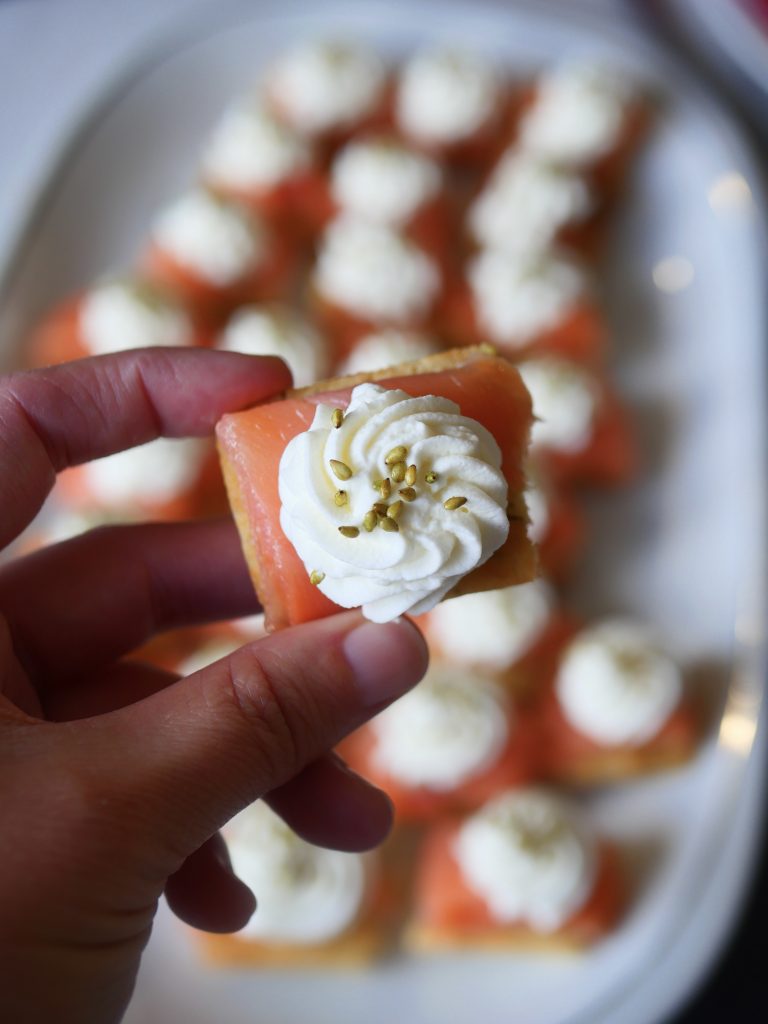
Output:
(79, 611), (427, 859)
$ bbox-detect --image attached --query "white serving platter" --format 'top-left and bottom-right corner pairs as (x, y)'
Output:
(0, 2), (766, 1022)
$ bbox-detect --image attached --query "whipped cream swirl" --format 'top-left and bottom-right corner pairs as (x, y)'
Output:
(218, 304), (329, 388)
(520, 63), (635, 167)
(371, 663), (509, 789)
(468, 152), (594, 255)
(151, 189), (266, 286)
(315, 216), (439, 323)
(82, 437), (207, 507)
(279, 383), (510, 622)
(454, 789), (597, 931)
(339, 329), (439, 375)
(202, 101), (311, 191)
(397, 48), (499, 143)
(556, 619), (682, 745)
(331, 138), (441, 226)
(518, 357), (598, 453)
(268, 40), (386, 135)
(469, 248), (588, 346)
(225, 801), (370, 944)
(80, 279), (192, 355)
(426, 579), (555, 672)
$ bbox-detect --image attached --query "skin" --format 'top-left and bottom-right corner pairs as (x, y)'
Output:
(0, 348), (429, 1024)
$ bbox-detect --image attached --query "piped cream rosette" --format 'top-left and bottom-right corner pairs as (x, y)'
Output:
(278, 382), (510, 622)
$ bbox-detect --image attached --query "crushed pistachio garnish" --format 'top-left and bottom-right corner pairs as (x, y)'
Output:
(405, 464), (417, 486)
(399, 487), (416, 502)
(334, 490), (348, 507)
(379, 516), (399, 533)
(387, 500), (403, 521)
(425, 471), (438, 484)
(309, 570), (325, 586)
(363, 510), (378, 532)
(331, 408), (344, 429)
(330, 459), (352, 481)
(338, 526), (360, 538)
(385, 445), (408, 466)
(390, 461), (406, 484)
(444, 496), (468, 511)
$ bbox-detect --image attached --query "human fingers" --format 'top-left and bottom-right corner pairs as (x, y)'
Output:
(67, 613), (427, 868)
(0, 519), (256, 687)
(0, 348), (290, 547)
(164, 833), (256, 934)
(266, 752), (394, 852)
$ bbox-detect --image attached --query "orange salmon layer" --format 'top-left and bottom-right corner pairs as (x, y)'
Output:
(216, 349), (536, 631)
(534, 683), (699, 784)
(339, 705), (539, 823)
(409, 822), (623, 948)
(516, 622), (698, 783)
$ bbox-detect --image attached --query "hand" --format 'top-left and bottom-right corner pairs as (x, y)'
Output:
(0, 349), (428, 1024)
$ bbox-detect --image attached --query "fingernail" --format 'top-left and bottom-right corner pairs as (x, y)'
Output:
(343, 618), (428, 708)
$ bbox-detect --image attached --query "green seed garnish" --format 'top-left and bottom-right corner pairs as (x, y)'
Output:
(338, 526), (360, 538)
(380, 477), (391, 499)
(387, 500), (403, 521)
(385, 445), (408, 466)
(309, 570), (325, 586)
(379, 517), (399, 533)
(331, 408), (344, 428)
(399, 487), (417, 501)
(444, 496), (468, 511)
(425, 471), (438, 484)
(405, 464), (417, 486)
(363, 510), (378, 532)
(334, 490), (348, 507)
(330, 459), (352, 481)
(390, 461), (406, 483)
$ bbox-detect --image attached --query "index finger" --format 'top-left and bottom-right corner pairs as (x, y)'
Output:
(0, 348), (290, 546)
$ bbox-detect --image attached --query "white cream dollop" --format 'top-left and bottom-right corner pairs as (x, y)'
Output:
(151, 190), (266, 286)
(81, 437), (207, 507)
(339, 329), (439, 375)
(397, 48), (499, 144)
(520, 63), (635, 167)
(218, 304), (329, 388)
(268, 40), (386, 135)
(202, 101), (311, 191)
(518, 357), (598, 453)
(331, 138), (441, 226)
(225, 801), (370, 944)
(468, 152), (594, 255)
(279, 383), (510, 623)
(79, 279), (192, 355)
(454, 789), (597, 931)
(315, 217), (439, 323)
(426, 579), (555, 672)
(556, 619), (682, 746)
(370, 663), (509, 789)
(468, 248), (588, 346)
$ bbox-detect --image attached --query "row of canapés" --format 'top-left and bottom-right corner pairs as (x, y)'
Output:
(25, 41), (643, 575)
(19, 41), (666, 957)
(133, 579), (698, 960)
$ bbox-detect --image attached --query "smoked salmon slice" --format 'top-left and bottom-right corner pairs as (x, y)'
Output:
(216, 347), (536, 631)
(408, 821), (623, 950)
